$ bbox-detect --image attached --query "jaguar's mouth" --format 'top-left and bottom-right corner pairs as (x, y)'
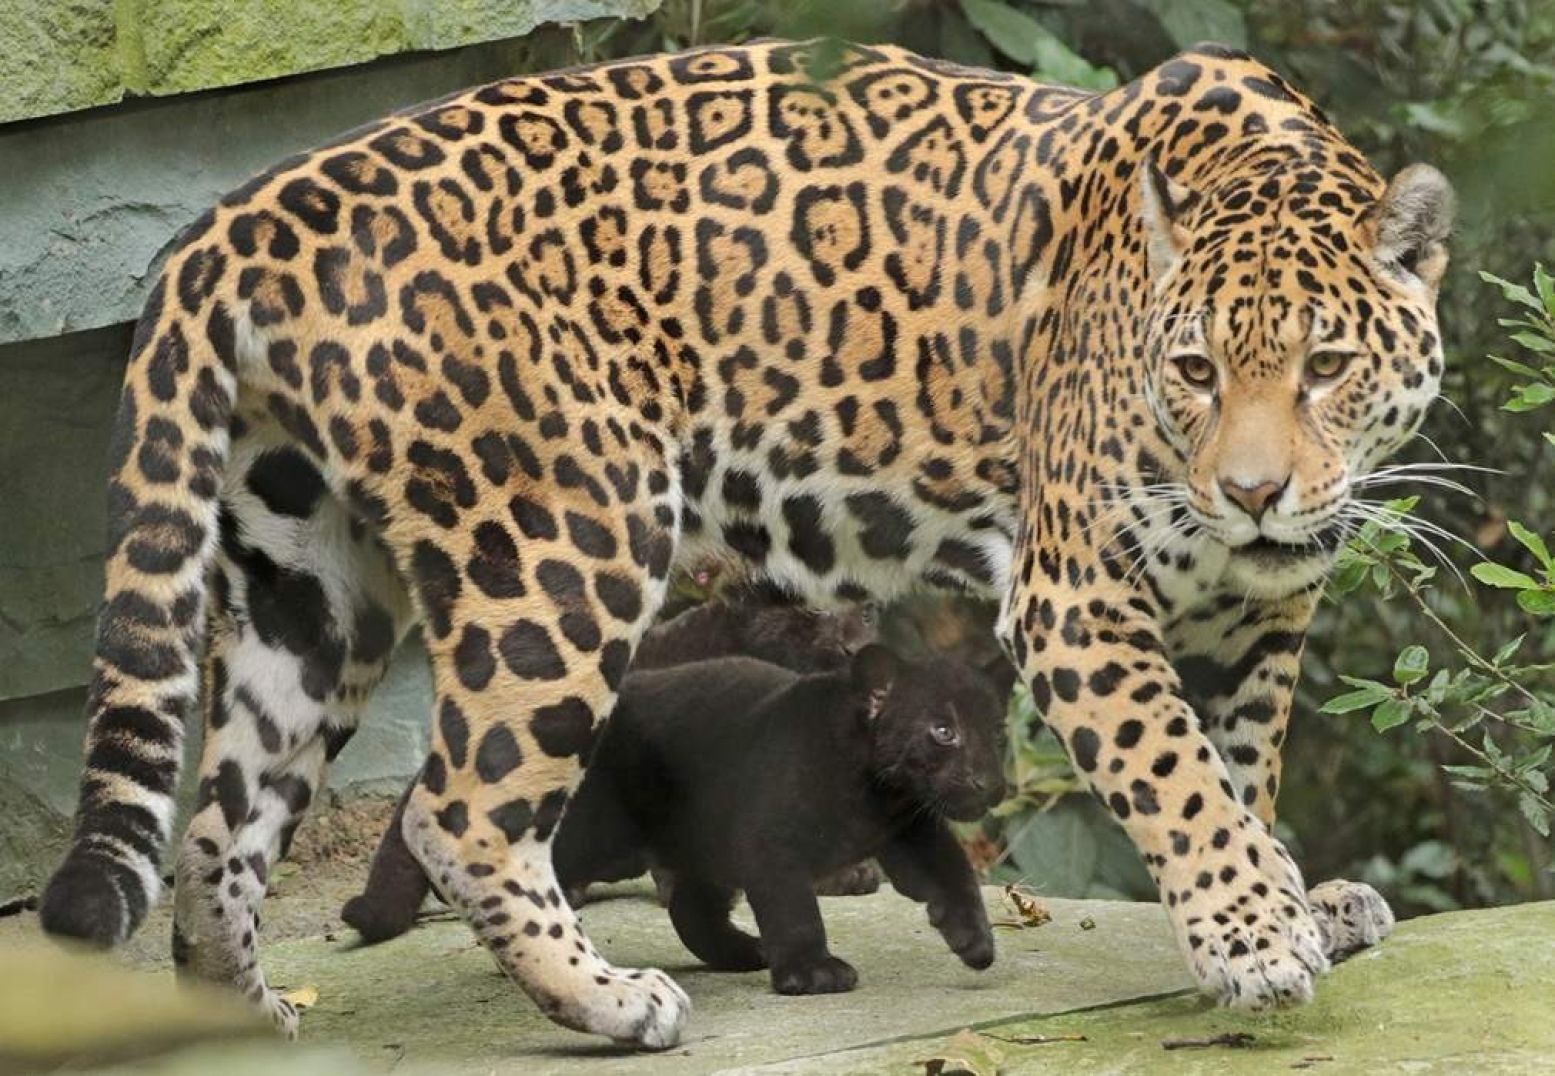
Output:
(1230, 522), (1347, 561)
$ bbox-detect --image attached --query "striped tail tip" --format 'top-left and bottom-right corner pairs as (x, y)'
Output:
(38, 849), (152, 948)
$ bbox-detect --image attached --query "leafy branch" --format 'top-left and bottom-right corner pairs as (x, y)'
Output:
(1323, 267), (1555, 839)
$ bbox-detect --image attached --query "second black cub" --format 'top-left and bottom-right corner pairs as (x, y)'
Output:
(554, 645), (1012, 995)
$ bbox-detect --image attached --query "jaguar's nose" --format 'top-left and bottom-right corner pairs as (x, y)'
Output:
(1220, 476), (1288, 522)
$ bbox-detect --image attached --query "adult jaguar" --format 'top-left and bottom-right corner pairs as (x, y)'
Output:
(40, 38), (1450, 1048)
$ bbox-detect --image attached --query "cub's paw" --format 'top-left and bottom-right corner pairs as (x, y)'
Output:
(1308, 879), (1394, 962)
(340, 891), (418, 945)
(771, 955), (859, 995)
(928, 901), (995, 970)
(814, 860), (883, 897)
(551, 966), (691, 1050)
(703, 931), (767, 972)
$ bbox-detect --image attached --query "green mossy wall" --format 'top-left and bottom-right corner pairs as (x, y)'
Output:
(0, 0), (656, 124)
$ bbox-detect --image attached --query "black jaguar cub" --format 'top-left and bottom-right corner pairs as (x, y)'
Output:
(342, 588), (879, 942)
(552, 646), (1012, 995)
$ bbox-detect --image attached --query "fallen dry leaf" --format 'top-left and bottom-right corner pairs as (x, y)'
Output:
(279, 984), (319, 1010)
(991, 883), (1052, 931)
(915, 1028), (1005, 1075)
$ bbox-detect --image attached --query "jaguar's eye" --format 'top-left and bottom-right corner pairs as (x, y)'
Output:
(930, 720), (959, 747)
(1172, 353), (1217, 391)
(1305, 349), (1354, 383)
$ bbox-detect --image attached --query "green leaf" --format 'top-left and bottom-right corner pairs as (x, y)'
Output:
(1510, 330), (1555, 354)
(1030, 34), (1117, 90)
(1400, 840), (1456, 878)
(959, 0), (1115, 90)
(1491, 354), (1543, 379)
(1534, 263), (1555, 316)
(1523, 744), (1552, 775)
(1371, 698), (1411, 732)
(1328, 557), (1369, 595)
(1426, 668), (1451, 704)
(1517, 589), (1555, 616)
(1393, 645), (1430, 685)
(1519, 792), (1551, 838)
(1481, 269), (1545, 312)
(1338, 675), (1392, 692)
(1146, 0), (1247, 49)
(1511, 701), (1555, 734)
(959, 0), (1045, 65)
(1493, 634), (1526, 665)
(1321, 686), (1392, 714)
(1505, 383), (1555, 412)
(1401, 100), (1466, 138)
(1471, 562), (1540, 590)
(1508, 522), (1553, 571)
(1003, 798), (1098, 896)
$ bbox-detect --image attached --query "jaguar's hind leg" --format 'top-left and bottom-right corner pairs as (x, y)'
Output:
(1309, 879), (1394, 962)
(399, 499), (689, 1048)
(174, 437), (411, 1035)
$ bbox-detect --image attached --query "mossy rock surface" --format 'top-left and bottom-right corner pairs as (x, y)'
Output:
(761, 900), (1555, 1075)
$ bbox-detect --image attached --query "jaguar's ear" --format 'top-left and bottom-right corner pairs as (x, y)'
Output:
(851, 644), (899, 721)
(1364, 164), (1455, 291)
(1140, 156), (1201, 282)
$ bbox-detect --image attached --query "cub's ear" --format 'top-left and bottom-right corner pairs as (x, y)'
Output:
(1140, 156), (1201, 281)
(1364, 164), (1455, 290)
(851, 644), (900, 721)
(980, 653), (1020, 705)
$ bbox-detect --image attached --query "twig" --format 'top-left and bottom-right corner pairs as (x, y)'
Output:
(1161, 1032), (1256, 1050)
(986, 1033), (1087, 1046)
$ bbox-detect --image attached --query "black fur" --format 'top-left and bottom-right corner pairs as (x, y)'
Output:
(552, 646), (1008, 995)
(632, 584), (877, 671)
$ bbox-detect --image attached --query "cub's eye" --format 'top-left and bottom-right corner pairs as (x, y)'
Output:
(860, 603), (879, 628)
(1171, 353), (1217, 391)
(930, 719), (960, 747)
(1305, 349), (1354, 383)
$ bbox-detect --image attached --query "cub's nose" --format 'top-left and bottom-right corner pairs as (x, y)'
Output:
(970, 774), (1009, 803)
(1219, 476), (1288, 522)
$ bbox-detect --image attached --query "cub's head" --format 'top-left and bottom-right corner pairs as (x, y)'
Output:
(851, 645), (1012, 821)
(1140, 154), (1455, 597)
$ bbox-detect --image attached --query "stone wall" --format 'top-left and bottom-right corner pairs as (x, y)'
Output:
(0, 0), (660, 900)
(0, 0), (655, 124)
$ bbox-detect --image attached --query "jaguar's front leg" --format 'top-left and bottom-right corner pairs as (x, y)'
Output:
(1000, 581), (1328, 1009)
(1172, 592), (1394, 963)
(1170, 592), (1314, 830)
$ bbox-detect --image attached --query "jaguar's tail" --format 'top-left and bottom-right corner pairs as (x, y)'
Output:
(39, 233), (237, 947)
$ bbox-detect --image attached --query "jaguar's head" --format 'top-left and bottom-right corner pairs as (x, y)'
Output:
(1140, 155), (1455, 597)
